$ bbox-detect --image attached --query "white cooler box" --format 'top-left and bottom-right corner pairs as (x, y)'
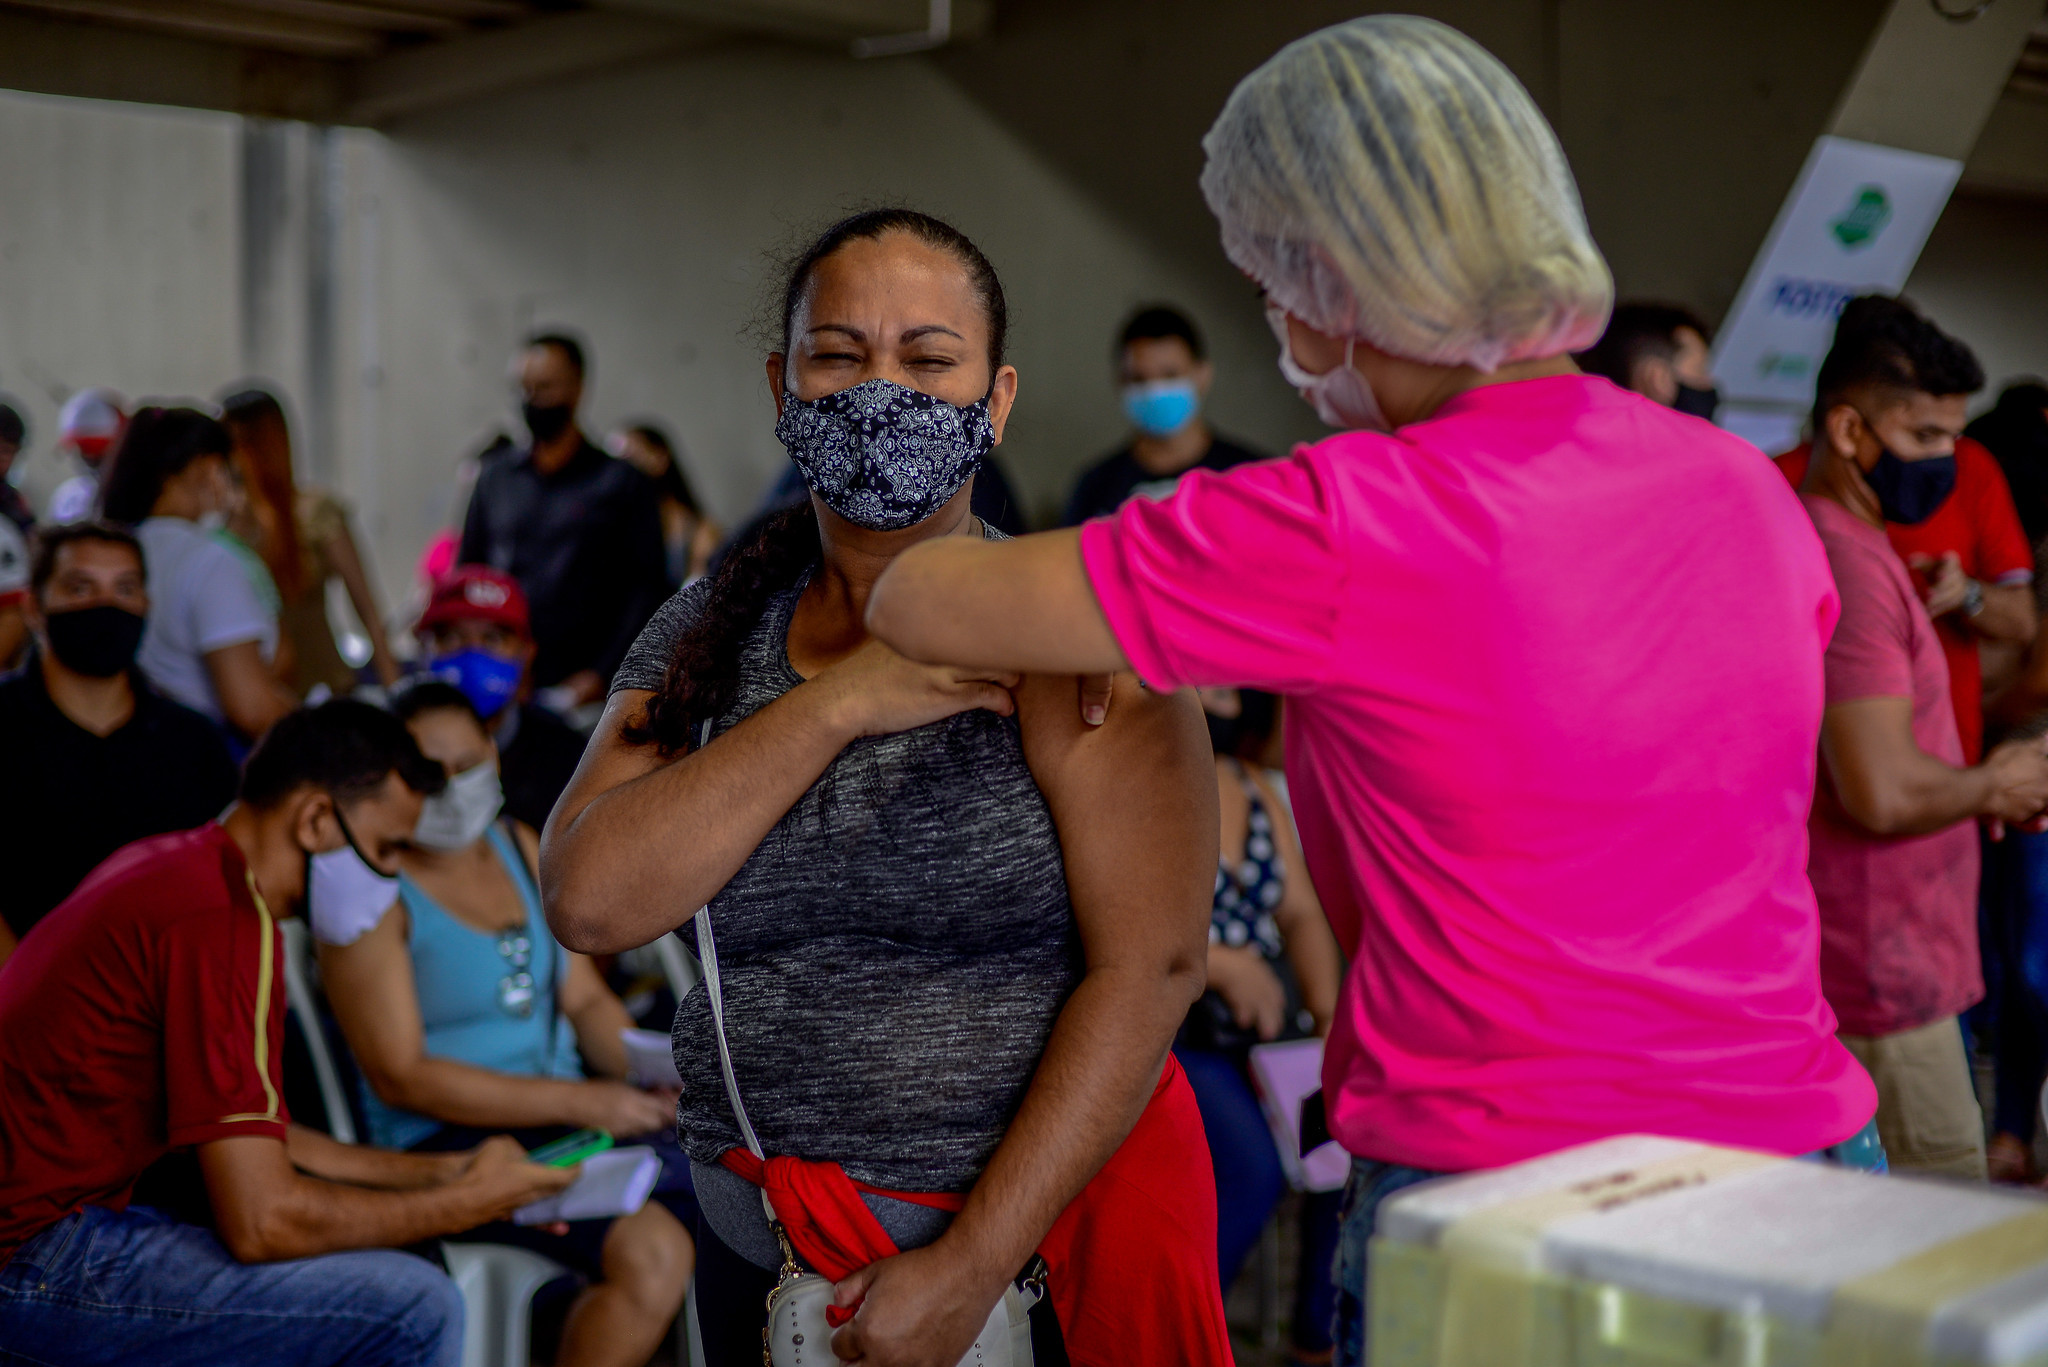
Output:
(1371, 1135), (2048, 1367)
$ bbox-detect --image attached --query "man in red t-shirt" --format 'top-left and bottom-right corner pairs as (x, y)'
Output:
(1795, 298), (2048, 1179)
(1777, 304), (2035, 765)
(0, 702), (574, 1367)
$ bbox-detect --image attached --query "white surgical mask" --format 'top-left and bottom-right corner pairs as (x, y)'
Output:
(1265, 301), (1390, 433)
(307, 843), (400, 947)
(414, 759), (504, 852)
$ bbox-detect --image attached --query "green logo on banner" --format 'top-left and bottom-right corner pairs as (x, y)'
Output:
(1831, 185), (1892, 249)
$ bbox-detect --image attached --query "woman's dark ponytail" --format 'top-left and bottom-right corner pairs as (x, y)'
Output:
(624, 500), (820, 756)
(624, 205), (1005, 757)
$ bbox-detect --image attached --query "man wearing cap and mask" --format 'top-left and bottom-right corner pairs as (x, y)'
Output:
(866, 19), (1884, 1361)
(46, 386), (126, 525)
(458, 332), (668, 713)
(0, 522), (236, 963)
(1064, 305), (1267, 525)
(414, 565), (585, 832)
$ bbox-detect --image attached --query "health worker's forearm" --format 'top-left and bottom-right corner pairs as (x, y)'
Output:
(867, 530), (1130, 675)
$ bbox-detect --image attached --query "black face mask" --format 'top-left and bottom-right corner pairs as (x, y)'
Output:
(522, 401), (574, 444)
(1865, 447), (1957, 526)
(43, 603), (146, 678)
(1673, 383), (1720, 421)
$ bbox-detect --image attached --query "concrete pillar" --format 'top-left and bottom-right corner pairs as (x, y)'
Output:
(1827, 0), (2046, 158)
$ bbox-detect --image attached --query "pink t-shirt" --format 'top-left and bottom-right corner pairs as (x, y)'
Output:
(1802, 494), (1982, 1037)
(1081, 375), (1875, 1171)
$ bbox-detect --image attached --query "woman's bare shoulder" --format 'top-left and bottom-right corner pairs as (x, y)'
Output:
(1014, 673), (1207, 781)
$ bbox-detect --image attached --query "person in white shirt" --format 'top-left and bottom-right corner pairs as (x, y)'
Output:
(98, 406), (297, 742)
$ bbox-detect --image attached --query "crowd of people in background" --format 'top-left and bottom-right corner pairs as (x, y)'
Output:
(0, 281), (2045, 1360)
(2, 14), (2048, 1365)
(3, 286), (2048, 1367)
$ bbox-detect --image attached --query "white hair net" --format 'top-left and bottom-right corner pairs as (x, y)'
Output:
(1200, 15), (1612, 371)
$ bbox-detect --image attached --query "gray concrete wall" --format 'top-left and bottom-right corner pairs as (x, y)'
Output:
(337, 39), (1317, 601)
(1905, 191), (2048, 402)
(0, 12), (2042, 628)
(0, 91), (241, 508)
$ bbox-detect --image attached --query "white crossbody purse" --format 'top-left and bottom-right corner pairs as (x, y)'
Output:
(694, 905), (1041, 1367)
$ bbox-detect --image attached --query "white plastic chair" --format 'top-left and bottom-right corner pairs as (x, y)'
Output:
(279, 919), (570, 1367)
(653, 928), (702, 1002)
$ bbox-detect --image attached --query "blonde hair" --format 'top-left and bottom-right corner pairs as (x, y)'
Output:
(1200, 15), (1612, 371)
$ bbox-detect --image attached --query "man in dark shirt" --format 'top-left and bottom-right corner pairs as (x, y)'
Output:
(413, 565), (585, 831)
(1064, 305), (1268, 525)
(0, 522), (238, 960)
(459, 332), (667, 709)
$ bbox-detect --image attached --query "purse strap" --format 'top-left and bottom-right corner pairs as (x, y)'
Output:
(688, 717), (770, 1164)
(694, 901), (766, 1161)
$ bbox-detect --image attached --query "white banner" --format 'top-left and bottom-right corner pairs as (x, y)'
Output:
(1712, 135), (1962, 414)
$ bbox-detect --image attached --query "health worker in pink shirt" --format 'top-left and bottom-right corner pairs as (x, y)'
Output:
(867, 17), (1877, 1364)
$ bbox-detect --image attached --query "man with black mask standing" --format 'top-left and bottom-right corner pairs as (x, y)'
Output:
(1776, 297), (2034, 766)
(1790, 303), (2048, 1179)
(459, 332), (667, 715)
(0, 523), (237, 964)
(1575, 302), (1722, 420)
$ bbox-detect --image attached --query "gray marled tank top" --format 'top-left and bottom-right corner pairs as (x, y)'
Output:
(611, 554), (1083, 1195)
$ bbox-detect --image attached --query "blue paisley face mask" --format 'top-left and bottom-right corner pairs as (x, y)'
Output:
(774, 377), (995, 531)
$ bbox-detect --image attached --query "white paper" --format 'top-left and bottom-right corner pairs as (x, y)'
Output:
(1713, 135), (1962, 410)
(514, 1145), (661, 1226)
(1246, 1038), (1349, 1193)
(621, 1027), (682, 1089)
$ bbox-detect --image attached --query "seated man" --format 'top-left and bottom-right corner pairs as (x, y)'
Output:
(416, 566), (586, 831)
(0, 522), (238, 964)
(0, 701), (576, 1367)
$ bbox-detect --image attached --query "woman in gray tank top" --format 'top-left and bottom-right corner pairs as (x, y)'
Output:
(541, 210), (1234, 1366)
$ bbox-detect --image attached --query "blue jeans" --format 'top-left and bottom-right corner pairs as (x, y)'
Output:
(1329, 1120), (1888, 1367)
(1177, 1047), (1341, 1354)
(0, 1205), (462, 1367)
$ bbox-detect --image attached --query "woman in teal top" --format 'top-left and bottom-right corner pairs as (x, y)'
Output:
(318, 682), (695, 1367)
(361, 819), (584, 1150)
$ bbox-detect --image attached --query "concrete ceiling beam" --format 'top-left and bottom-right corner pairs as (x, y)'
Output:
(1827, 0), (2046, 158)
(343, 8), (710, 124)
(0, 6), (348, 118)
(587, 0), (990, 46)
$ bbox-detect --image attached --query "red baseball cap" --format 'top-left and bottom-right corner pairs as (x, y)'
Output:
(418, 566), (531, 635)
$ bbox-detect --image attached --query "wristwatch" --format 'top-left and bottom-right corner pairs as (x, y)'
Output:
(1963, 578), (1986, 618)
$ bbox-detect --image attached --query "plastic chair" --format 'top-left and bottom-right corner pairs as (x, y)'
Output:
(278, 919), (570, 1367)
(442, 1243), (570, 1367)
(653, 928), (702, 1001)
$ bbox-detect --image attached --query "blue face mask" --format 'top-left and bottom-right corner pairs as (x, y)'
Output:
(1122, 379), (1200, 437)
(426, 649), (523, 721)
